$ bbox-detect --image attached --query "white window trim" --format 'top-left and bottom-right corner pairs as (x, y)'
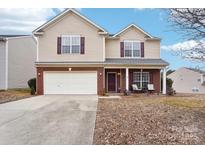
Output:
(201, 74), (205, 84)
(133, 71), (150, 89)
(133, 72), (141, 83)
(61, 35), (81, 54)
(124, 40), (141, 58)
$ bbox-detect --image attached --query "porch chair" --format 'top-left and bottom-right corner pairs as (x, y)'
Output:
(132, 84), (141, 93)
(147, 84), (155, 94)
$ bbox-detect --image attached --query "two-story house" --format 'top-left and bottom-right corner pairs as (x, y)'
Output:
(0, 35), (36, 90)
(33, 8), (168, 95)
(168, 67), (205, 94)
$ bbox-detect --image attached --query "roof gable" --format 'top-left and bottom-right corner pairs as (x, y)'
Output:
(32, 9), (159, 40)
(113, 24), (153, 38)
(169, 67), (205, 77)
(33, 8), (108, 34)
(186, 67), (205, 74)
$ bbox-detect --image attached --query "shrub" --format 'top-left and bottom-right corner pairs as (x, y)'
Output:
(27, 78), (36, 95)
(166, 78), (175, 96)
(102, 88), (108, 96)
(161, 76), (175, 95)
(124, 89), (131, 96)
(166, 78), (173, 89)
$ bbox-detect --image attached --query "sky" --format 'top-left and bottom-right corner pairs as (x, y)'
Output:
(0, 8), (204, 70)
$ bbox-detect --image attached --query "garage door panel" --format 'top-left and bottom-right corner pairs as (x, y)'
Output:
(44, 72), (97, 94)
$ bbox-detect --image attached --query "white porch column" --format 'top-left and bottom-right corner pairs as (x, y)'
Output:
(126, 67), (129, 91)
(162, 67), (167, 94)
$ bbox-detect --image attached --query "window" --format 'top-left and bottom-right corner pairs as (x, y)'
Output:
(124, 41), (141, 57)
(124, 41), (132, 57)
(192, 87), (199, 92)
(133, 72), (150, 89)
(142, 72), (149, 89)
(202, 74), (205, 83)
(61, 35), (80, 54)
(133, 72), (141, 89)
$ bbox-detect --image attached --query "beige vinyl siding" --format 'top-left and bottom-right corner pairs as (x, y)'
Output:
(105, 39), (120, 58)
(119, 26), (145, 41)
(105, 26), (160, 58)
(38, 12), (105, 62)
(0, 42), (6, 89)
(7, 37), (36, 89)
(144, 40), (160, 58)
(168, 67), (205, 94)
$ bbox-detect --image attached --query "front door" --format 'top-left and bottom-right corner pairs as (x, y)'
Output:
(107, 73), (116, 92)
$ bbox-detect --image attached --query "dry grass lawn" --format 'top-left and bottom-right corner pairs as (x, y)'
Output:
(0, 89), (32, 104)
(93, 94), (205, 144)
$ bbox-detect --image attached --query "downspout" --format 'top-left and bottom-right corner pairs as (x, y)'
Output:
(5, 38), (8, 90)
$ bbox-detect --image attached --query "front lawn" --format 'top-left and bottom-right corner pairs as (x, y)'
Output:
(0, 89), (32, 104)
(93, 94), (205, 144)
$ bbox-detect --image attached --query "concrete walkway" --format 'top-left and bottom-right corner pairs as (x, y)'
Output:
(0, 95), (98, 144)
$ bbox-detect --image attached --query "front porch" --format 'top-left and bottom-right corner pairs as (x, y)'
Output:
(104, 68), (166, 94)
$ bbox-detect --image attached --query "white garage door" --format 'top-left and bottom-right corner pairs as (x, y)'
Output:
(43, 71), (97, 94)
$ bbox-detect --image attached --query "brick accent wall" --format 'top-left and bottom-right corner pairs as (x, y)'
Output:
(105, 68), (160, 93)
(36, 67), (104, 95)
(105, 69), (126, 93)
(129, 69), (161, 93)
(37, 67), (161, 95)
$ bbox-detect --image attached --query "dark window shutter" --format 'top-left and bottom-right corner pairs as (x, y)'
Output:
(80, 37), (85, 54)
(149, 72), (153, 84)
(141, 42), (144, 57)
(57, 37), (61, 54)
(120, 42), (124, 57)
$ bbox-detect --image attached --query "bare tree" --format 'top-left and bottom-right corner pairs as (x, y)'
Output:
(168, 9), (205, 62)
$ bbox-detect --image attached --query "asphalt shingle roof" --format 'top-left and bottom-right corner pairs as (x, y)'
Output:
(35, 58), (169, 66)
(105, 58), (169, 66)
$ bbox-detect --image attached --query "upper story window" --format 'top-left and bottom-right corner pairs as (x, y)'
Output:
(124, 40), (141, 57)
(61, 35), (81, 54)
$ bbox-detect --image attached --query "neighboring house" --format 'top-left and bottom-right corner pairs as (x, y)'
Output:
(0, 35), (36, 90)
(33, 8), (168, 95)
(168, 67), (205, 94)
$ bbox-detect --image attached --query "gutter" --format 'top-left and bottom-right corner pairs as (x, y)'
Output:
(35, 61), (168, 67)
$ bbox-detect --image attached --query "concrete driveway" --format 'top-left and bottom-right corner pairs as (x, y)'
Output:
(0, 95), (98, 144)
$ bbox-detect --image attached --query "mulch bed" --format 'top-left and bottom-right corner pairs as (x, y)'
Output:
(93, 94), (205, 144)
(0, 90), (32, 104)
